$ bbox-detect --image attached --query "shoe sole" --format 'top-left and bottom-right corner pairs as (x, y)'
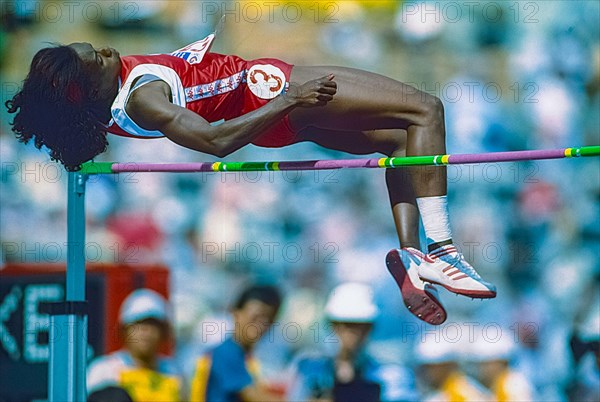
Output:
(419, 277), (497, 299)
(386, 249), (447, 325)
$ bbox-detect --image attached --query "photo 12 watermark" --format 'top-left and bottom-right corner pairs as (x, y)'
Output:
(199, 241), (339, 264)
(402, 81), (539, 105)
(197, 1), (340, 24)
(398, 2), (539, 25)
(2, 1), (141, 24)
(1, 241), (140, 264)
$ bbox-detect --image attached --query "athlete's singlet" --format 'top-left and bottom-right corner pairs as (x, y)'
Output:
(107, 35), (297, 147)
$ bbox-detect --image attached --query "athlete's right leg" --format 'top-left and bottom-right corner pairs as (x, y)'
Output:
(289, 66), (496, 299)
(297, 127), (447, 324)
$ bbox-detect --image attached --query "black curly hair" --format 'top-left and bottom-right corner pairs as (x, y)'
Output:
(5, 45), (109, 171)
(234, 284), (282, 312)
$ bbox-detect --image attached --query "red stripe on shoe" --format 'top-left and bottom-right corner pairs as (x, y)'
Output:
(443, 268), (459, 276)
(403, 248), (425, 258)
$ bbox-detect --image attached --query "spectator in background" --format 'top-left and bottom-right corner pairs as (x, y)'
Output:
(87, 386), (134, 402)
(569, 332), (600, 402)
(568, 286), (600, 402)
(87, 289), (184, 401)
(189, 284), (283, 402)
(287, 282), (418, 402)
(416, 334), (492, 402)
(469, 334), (535, 401)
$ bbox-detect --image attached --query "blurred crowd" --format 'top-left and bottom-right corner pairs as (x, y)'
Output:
(1, 1), (599, 401)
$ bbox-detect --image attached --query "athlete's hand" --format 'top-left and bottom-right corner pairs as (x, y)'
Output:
(285, 74), (337, 107)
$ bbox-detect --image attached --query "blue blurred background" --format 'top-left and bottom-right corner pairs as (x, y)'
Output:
(1, 1), (599, 400)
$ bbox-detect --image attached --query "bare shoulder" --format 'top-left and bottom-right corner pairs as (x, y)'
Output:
(126, 80), (175, 131)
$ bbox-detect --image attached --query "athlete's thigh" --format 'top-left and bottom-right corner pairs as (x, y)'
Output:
(297, 126), (407, 157)
(288, 66), (430, 132)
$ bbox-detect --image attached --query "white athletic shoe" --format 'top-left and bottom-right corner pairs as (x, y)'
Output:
(418, 245), (497, 299)
(386, 248), (447, 325)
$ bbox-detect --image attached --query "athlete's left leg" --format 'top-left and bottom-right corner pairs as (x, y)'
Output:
(288, 66), (496, 299)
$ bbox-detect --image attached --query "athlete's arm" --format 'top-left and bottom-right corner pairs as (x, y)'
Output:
(126, 75), (336, 157)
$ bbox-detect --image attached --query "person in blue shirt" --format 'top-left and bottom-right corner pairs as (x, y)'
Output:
(190, 284), (283, 402)
(287, 283), (419, 402)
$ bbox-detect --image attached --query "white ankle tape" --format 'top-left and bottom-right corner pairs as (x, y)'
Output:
(416, 196), (452, 245)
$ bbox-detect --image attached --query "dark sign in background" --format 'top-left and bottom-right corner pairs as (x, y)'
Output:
(0, 264), (169, 402)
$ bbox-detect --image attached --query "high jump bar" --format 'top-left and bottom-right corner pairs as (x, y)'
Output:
(80, 145), (600, 174)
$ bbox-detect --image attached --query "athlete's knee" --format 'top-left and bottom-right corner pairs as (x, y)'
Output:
(419, 94), (444, 126)
(397, 92), (444, 128)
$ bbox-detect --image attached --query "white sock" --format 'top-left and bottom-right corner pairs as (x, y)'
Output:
(416, 196), (452, 248)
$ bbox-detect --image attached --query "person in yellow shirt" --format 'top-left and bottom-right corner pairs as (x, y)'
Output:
(416, 333), (492, 402)
(87, 289), (184, 401)
(470, 334), (535, 402)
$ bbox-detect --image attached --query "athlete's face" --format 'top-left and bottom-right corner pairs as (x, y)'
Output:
(68, 42), (121, 101)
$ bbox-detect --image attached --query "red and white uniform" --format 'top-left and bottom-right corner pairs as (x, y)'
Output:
(107, 36), (296, 147)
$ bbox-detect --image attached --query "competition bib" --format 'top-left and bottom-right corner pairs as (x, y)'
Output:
(171, 34), (215, 65)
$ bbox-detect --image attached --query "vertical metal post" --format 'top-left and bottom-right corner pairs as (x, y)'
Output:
(48, 172), (88, 401)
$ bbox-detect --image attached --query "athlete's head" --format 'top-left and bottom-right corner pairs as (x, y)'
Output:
(6, 42), (121, 171)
